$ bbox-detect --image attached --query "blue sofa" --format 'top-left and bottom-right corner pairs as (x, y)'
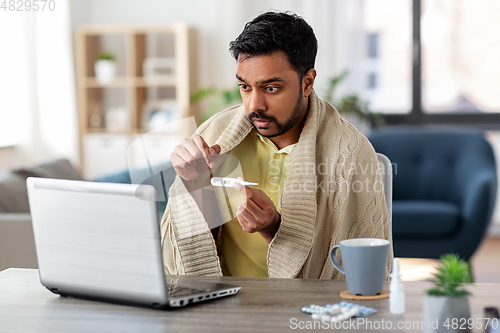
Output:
(369, 128), (497, 260)
(0, 159), (177, 221)
(96, 161), (177, 221)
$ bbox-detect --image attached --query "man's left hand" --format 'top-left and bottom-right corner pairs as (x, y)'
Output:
(233, 177), (281, 244)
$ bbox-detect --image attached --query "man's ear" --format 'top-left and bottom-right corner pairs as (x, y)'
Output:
(302, 68), (317, 97)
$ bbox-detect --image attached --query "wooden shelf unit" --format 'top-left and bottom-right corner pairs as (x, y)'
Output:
(75, 24), (197, 178)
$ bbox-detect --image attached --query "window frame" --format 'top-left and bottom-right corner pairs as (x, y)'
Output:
(383, 0), (500, 130)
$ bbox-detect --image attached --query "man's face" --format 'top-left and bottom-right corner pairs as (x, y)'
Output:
(236, 51), (306, 139)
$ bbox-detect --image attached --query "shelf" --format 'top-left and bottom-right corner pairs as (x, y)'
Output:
(83, 77), (132, 87)
(76, 24), (196, 177)
(84, 129), (182, 135)
(85, 128), (132, 134)
(79, 24), (182, 35)
(135, 77), (177, 87)
(81, 77), (176, 88)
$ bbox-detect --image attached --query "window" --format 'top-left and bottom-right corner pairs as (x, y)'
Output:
(367, 33), (379, 58)
(421, 0), (500, 114)
(342, 0), (500, 127)
(367, 73), (377, 89)
(401, 0), (499, 127)
(0, 13), (29, 147)
(362, 0), (412, 114)
(366, 34), (378, 90)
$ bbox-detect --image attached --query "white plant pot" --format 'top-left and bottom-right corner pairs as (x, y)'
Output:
(94, 60), (116, 84)
(422, 295), (471, 333)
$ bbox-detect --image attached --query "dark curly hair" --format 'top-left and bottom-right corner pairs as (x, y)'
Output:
(229, 11), (318, 77)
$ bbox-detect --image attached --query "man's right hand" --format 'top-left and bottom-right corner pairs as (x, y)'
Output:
(170, 133), (221, 183)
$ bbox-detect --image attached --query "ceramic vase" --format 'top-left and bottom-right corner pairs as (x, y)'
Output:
(94, 60), (116, 84)
(422, 294), (471, 333)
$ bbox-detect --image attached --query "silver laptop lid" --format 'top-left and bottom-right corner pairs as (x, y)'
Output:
(27, 178), (168, 305)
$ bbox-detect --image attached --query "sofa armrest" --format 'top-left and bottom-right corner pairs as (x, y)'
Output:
(462, 169), (497, 227)
(453, 169), (498, 259)
(0, 213), (37, 271)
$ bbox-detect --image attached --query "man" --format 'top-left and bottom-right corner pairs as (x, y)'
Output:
(161, 11), (389, 279)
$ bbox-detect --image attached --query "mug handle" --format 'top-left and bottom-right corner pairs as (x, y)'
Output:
(329, 245), (345, 275)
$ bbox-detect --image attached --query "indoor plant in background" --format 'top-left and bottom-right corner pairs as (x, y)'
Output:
(190, 85), (242, 123)
(323, 70), (385, 135)
(94, 51), (116, 84)
(423, 254), (473, 333)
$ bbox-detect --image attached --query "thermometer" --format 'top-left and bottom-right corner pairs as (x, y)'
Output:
(210, 177), (258, 187)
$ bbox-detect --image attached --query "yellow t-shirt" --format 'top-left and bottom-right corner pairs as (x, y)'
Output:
(219, 128), (295, 277)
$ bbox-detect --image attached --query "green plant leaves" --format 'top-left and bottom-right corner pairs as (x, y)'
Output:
(427, 253), (473, 297)
(98, 51), (115, 61)
(190, 86), (242, 123)
(323, 70), (385, 130)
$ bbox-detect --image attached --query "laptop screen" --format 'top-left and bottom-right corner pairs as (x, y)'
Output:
(27, 178), (168, 305)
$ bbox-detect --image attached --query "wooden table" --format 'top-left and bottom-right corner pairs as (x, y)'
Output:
(0, 269), (498, 332)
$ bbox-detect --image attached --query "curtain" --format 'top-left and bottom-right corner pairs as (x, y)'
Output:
(0, 0), (78, 171)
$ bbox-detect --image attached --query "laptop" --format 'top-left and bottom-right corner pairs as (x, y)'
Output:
(26, 177), (240, 308)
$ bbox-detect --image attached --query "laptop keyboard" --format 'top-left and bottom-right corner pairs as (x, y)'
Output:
(167, 285), (204, 297)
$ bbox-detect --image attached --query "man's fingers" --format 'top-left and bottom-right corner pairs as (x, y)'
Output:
(191, 134), (213, 168)
(171, 151), (198, 181)
(210, 144), (221, 155)
(208, 144), (224, 169)
(175, 146), (198, 168)
(233, 182), (250, 198)
(236, 211), (257, 233)
(235, 213), (249, 232)
(171, 135), (218, 181)
(184, 138), (205, 164)
(234, 181), (271, 209)
(237, 199), (259, 220)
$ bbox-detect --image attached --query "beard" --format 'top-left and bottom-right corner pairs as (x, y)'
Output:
(247, 88), (306, 139)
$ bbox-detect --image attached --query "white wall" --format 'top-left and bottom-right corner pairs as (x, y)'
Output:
(0, 0), (78, 173)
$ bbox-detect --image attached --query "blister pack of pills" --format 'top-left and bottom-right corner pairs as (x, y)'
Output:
(300, 302), (377, 322)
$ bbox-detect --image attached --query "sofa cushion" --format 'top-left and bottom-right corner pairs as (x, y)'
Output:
(392, 200), (461, 238)
(0, 159), (81, 213)
(0, 172), (32, 213)
(95, 169), (131, 184)
(23, 159), (82, 181)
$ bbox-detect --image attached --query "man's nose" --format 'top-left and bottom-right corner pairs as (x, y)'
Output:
(248, 90), (266, 113)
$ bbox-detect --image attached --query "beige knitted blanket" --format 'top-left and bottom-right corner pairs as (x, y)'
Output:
(160, 91), (390, 279)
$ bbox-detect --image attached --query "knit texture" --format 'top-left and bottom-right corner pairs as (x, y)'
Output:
(160, 91), (390, 279)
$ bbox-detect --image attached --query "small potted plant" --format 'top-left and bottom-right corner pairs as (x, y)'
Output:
(423, 253), (473, 333)
(323, 70), (385, 134)
(94, 51), (116, 84)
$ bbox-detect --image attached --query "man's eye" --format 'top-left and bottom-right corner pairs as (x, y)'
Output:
(266, 86), (278, 92)
(239, 84), (249, 91)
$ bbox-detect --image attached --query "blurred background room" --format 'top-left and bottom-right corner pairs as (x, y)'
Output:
(0, 0), (499, 281)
